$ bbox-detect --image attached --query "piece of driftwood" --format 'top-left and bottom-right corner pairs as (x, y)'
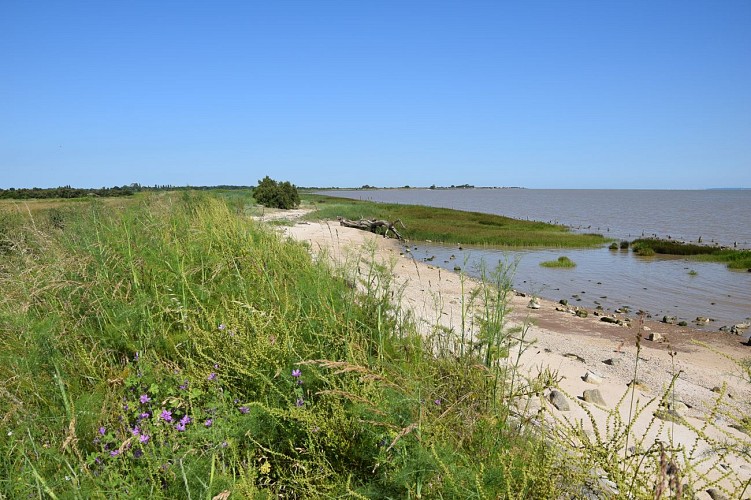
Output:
(337, 216), (405, 240)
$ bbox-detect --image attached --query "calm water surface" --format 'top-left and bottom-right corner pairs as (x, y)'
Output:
(321, 189), (751, 329)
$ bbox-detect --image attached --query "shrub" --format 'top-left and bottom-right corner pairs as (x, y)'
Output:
(252, 176), (300, 209)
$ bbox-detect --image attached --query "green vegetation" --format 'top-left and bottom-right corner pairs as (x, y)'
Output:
(0, 192), (567, 498)
(303, 194), (609, 247)
(253, 176), (300, 209)
(632, 238), (751, 269)
(539, 256), (576, 268)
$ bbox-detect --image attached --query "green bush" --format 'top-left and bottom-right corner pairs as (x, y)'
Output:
(252, 176), (300, 209)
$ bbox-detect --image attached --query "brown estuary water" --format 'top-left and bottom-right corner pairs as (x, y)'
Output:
(320, 189), (751, 332)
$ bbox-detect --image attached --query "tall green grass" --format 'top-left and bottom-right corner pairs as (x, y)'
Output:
(632, 238), (751, 269)
(0, 192), (567, 498)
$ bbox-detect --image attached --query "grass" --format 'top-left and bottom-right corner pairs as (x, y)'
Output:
(302, 193), (609, 248)
(0, 192), (569, 498)
(631, 238), (751, 269)
(2, 191), (749, 498)
(539, 256), (576, 268)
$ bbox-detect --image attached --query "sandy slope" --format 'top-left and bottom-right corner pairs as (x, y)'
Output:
(275, 215), (751, 498)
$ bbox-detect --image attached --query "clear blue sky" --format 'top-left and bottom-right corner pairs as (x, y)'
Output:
(2, 1), (750, 189)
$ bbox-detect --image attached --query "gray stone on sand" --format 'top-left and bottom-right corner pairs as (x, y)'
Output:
(583, 389), (607, 407)
(583, 371), (603, 384)
(648, 331), (664, 342)
(549, 390), (570, 411)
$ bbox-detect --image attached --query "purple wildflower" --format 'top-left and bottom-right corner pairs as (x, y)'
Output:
(295, 398), (304, 407)
(291, 369), (302, 378)
(179, 381), (188, 390)
(239, 406), (249, 414)
(179, 415), (191, 426)
(110, 450), (120, 457)
(139, 394), (151, 404)
(434, 399), (442, 406)
(160, 409), (173, 422)
(123, 403), (129, 411)
(214, 363), (219, 369)
(99, 426), (106, 436)
(139, 434), (150, 444)
(175, 422), (186, 432)
(131, 427), (140, 436)
(93, 437), (100, 445)
(133, 448), (143, 458)
(139, 412), (150, 420)
(218, 324), (226, 330)
(208, 372), (217, 381)
(221, 441), (228, 448)
(204, 419), (213, 427)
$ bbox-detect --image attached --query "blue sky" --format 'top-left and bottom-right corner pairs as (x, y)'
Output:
(2, 1), (750, 189)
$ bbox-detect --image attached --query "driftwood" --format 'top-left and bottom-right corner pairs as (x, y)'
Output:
(337, 217), (406, 240)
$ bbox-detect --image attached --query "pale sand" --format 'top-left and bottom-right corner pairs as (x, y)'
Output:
(272, 214), (751, 498)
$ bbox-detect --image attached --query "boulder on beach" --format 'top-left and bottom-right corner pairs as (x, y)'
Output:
(583, 389), (607, 407)
(549, 390), (570, 411)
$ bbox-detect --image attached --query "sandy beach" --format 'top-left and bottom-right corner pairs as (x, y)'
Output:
(266, 212), (751, 499)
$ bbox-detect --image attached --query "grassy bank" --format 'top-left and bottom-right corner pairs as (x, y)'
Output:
(632, 238), (751, 269)
(302, 194), (609, 248)
(0, 192), (570, 498)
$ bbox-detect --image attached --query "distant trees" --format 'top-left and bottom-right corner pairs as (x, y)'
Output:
(252, 176), (300, 209)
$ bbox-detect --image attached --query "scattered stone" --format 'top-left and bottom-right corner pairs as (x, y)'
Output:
(593, 310), (602, 317)
(642, 325), (651, 331)
(677, 321), (688, 327)
(603, 357), (622, 367)
(735, 322), (751, 330)
(583, 389), (607, 407)
(648, 332), (664, 342)
(528, 298), (540, 309)
(695, 316), (710, 324)
(628, 379), (650, 392)
(600, 316), (618, 324)
(706, 487), (730, 500)
(575, 309), (588, 318)
(564, 353), (586, 363)
(583, 371), (603, 384)
(549, 390), (570, 411)
(662, 315), (677, 325)
(711, 386), (722, 393)
(453, 266), (461, 272)
(514, 291), (527, 297)
(559, 299), (568, 305)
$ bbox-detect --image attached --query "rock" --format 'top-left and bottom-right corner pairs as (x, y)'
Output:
(695, 316), (710, 324)
(453, 266), (461, 272)
(628, 379), (650, 392)
(648, 332), (664, 342)
(662, 315), (677, 324)
(575, 309), (588, 318)
(583, 389), (607, 407)
(706, 487), (729, 500)
(603, 357), (622, 367)
(549, 390), (570, 411)
(677, 321), (688, 327)
(583, 371), (603, 384)
(564, 352), (586, 363)
(735, 322), (751, 330)
(600, 316), (618, 324)
(642, 326), (651, 331)
(528, 298), (540, 309)
(559, 299), (568, 305)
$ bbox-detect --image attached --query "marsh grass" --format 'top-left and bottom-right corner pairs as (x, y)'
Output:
(539, 256), (576, 268)
(632, 238), (751, 269)
(303, 194), (609, 248)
